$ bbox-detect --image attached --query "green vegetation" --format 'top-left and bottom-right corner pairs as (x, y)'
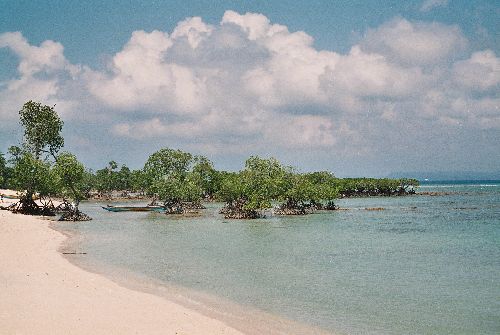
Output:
(53, 152), (91, 220)
(4, 101), (91, 220)
(143, 148), (206, 213)
(336, 178), (418, 197)
(19, 101), (64, 160)
(0, 152), (10, 188)
(8, 149), (58, 215)
(1, 100), (419, 220)
(8, 101), (64, 215)
(218, 157), (288, 218)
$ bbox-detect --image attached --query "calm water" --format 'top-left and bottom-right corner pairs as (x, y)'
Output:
(57, 182), (500, 334)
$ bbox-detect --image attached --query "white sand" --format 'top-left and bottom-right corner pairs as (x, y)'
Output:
(0, 208), (243, 335)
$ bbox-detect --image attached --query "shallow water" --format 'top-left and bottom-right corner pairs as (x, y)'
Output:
(56, 182), (500, 335)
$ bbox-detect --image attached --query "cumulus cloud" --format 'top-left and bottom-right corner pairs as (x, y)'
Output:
(1, 11), (499, 161)
(360, 17), (467, 66)
(86, 29), (208, 113)
(0, 32), (72, 76)
(323, 46), (426, 99)
(0, 32), (82, 121)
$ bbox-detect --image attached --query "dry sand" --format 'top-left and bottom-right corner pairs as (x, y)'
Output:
(0, 207), (243, 335)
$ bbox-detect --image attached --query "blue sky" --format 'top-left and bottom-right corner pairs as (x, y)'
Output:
(0, 0), (499, 176)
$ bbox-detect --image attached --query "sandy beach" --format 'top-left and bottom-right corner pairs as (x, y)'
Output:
(0, 205), (243, 335)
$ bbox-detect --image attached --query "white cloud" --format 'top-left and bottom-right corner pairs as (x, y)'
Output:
(221, 10), (272, 41)
(0, 31), (81, 121)
(453, 50), (500, 91)
(360, 17), (467, 66)
(87, 29), (208, 114)
(0, 31), (72, 76)
(420, 0), (448, 12)
(1, 11), (499, 160)
(171, 17), (214, 48)
(323, 46), (426, 98)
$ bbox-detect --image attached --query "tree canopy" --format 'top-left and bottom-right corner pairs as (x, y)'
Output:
(143, 148), (205, 212)
(19, 101), (64, 160)
(53, 152), (86, 206)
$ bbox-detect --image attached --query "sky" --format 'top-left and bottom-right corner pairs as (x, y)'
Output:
(0, 0), (499, 177)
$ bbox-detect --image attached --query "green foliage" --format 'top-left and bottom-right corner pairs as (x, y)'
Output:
(216, 156), (288, 211)
(53, 152), (86, 206)
(7, 101), (68, 214)
(117, 165), (132, 190)
(241, 156), (288, 210)
(335, 177), (418, 197)
(153, 172), (202, 204)
(94, 161), (135, 194)
(143, 148), (202, 205)
(278, 173), (312, 206)
(9, 150), (58, 198)
(303, 171), (338, 202)
(0, 152), (14, 189)
(144, 148), (193, 183)
(0, 152), (6, 187)
(191, 156), (220, 198)
(130, 169), (147, 193)
(19, 101), (64, 159)
(217, 171), (246, 203)
(81, 169), (96, 197)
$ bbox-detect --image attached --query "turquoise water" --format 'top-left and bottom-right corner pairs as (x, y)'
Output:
(57, 182), (500, 334)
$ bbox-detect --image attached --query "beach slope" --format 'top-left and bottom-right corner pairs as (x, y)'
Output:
(0, 210), (242, 335)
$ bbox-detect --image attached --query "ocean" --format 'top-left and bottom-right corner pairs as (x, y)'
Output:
(56, 181), (500, 334)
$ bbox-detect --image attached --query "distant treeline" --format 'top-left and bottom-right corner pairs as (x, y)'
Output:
(2, 100), (418, 220)
(1, 147), (419, 219)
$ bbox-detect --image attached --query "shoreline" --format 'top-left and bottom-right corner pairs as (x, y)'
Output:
(53, 211), (333, 335)
(0, 209), (244, 335)
(0, 207), (333, 335)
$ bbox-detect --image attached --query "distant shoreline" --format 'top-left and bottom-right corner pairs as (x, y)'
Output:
(418, 179), (500, 184)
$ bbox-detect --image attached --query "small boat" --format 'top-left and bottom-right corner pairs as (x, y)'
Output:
(102, 205), (165, 213)
(0, 193), (19, 199)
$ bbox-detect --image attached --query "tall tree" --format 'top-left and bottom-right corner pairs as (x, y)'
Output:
(8, 101), (65, 214)
(19, 101), (64, 160)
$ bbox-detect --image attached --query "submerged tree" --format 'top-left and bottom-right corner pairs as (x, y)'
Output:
(53, 152), (91, 221)
(275, 172), (316, 215)
(303, 171), (339, 209)
(274, 170), (339, 215)
(218, 156), (288, 219)
(144, 148), (204, 213)
(217, 171), (251, 218)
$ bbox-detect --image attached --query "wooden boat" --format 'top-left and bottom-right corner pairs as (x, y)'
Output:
(0, 193), (19, 199)
(102, 205), (165, 213)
